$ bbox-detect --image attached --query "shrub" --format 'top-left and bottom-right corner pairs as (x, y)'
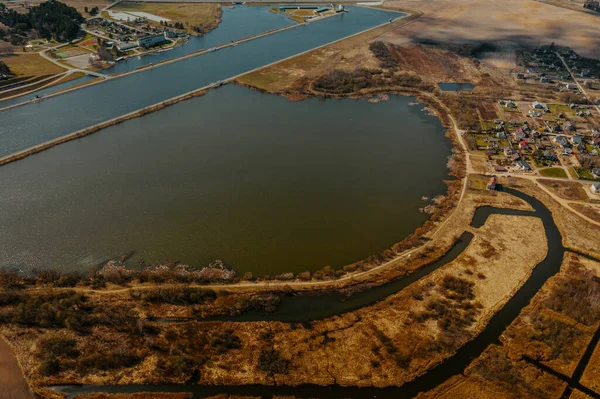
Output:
(542, 265), (600, 326)
(36, 334), (79, 359)
(258, 348), (290, 375)
(369, 41), (397, 69)
(210, 329), (242, 354)
(78, 348), (142, 371)
(39, 356), (60, 376)
(135, 287), (217, 305)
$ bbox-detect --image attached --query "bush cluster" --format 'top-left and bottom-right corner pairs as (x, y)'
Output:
(258, 347), (290, 376)
(369, 41), (398, 69)
(132, 287), (217, 305)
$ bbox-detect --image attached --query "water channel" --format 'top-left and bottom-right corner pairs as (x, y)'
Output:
(0, 5), (295, 109)
(0, 86), (452, 275)
(53, 188), (566, 398)
(0, 6), (402, 157)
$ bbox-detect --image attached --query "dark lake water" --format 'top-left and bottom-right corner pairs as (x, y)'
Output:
(0, 85), (451, 274)
(53, 188), (566, 398)
(0, 6), (401, 158)
(437, 83), (475, 92)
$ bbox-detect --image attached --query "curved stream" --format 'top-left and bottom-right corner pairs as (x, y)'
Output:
(54, 188), (564, 398)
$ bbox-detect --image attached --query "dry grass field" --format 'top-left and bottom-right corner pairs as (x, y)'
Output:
(381, 0), (600, 67)
(111, 2), (221, 34)
(2, 53), (65, 77)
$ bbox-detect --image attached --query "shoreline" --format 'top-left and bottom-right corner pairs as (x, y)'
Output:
(0, 84), (476, 317)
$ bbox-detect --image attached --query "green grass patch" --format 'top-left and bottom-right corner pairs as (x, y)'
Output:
(480, 120), (497, 131)
(539, 168), (568, 178)
(576, 169), (600, 181)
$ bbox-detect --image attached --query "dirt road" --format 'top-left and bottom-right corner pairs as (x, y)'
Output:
(0, 336), (35, 399)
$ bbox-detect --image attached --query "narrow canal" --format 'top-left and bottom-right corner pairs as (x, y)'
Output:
(53, 188), (566, 398)
(0, 5), (295, 109)
(0, 6), (402, 158)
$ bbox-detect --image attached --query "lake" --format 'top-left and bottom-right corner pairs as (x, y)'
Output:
(0, 85), (452, 275)
(0, 6), (402, 158)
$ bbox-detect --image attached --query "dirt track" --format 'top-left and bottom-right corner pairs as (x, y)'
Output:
(0, 336), (34, 399)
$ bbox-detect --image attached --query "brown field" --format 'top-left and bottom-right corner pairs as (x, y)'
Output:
(0, 202), (548, 390)
(381, 0), (600, 63)
(581, 343), (600, 394)
(111, 2), (221, 34)
(422, 252), (600, 399)
(508, 178), (600, 256)
(538, 179), (590, 201)
(569, 203), (600, 223)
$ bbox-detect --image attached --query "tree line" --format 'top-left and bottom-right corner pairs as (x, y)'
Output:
(0, 0), (84, 42)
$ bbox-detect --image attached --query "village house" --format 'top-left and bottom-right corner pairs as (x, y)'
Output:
(519, 140), (529, 150)
(592, 183), (600, 194)
(516, 160), (532, 171)
(514, 130), (527, 141)
(543, 150), (557, 161)
(529, 110), (542, 118)
(487, 176), (497, 191)
(551, 124), (562, 133)
(563, 122), (575, 132)
(571, 135), (583, 146)
(592, 168), (600, 179)
(511, 153), (521, 162)
(554, 136), (569, 147)
(532, 101), (548, 111)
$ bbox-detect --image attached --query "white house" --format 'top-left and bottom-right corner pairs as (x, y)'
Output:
(592, 183), (600, 194)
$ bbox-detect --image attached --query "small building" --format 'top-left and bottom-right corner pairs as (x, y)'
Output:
(529, 110), (542, 118)
(519, 140), (529, 150)
(514, 130), (527, 141)
(511, 153), (521, 162)
(563, 122), (575, 132)
(540, 76), (552, 83)
(516, 160), (531, 171)
(543, 150), (557, 161)
(137, 33), (168, 48)
(532, 101), (548, 111)
(592, 168), (600, 179)
(592, 183), (600, 194)
(487, 176), (497, 191)
(571, 135), (583, 146)
(117, 41), (138, 52)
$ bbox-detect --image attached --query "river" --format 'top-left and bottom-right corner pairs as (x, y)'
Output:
(0, 85), (451, 274)
(52, 188), (566, 398)
(0, 6), (402, 158)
